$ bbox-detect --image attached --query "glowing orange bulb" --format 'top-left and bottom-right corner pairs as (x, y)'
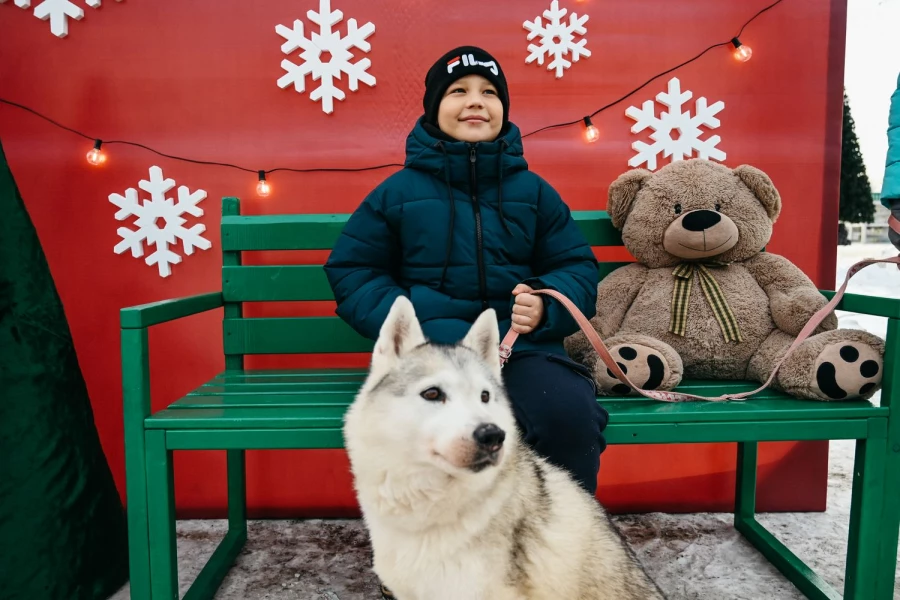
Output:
(86, 148), (106, 165)
(582, 116), (600, 143)
(731, 38), (752, 62)
(86, 140), (106, 165)
(734, 45), (752, 62)
(256, 171), (271, 197)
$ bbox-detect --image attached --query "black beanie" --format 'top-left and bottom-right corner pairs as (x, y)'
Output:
(423, 46), (509, 128)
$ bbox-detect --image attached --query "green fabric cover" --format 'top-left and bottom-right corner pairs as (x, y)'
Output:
(0, 137), (129, 599)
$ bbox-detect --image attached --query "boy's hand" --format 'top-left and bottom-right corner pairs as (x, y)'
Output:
(511, 284), (544, 334)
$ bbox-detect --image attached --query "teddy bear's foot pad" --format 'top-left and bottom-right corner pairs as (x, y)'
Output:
(599, 344), (668, 395)
(813, 342), (882, 400)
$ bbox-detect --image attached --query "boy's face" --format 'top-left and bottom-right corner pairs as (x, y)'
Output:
(437, 74), (503, 143)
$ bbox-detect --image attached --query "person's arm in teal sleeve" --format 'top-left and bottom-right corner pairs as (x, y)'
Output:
(882, 72), (900, 250)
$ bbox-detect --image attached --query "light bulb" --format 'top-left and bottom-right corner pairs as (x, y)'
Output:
(256, 170), (271, 197)
(86, 139), (106, 165)
(731, 37), (752, 62)
(582, 116), (600, 143)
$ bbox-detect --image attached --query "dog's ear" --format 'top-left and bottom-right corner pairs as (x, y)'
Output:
(734, 165), (781, 222)
(607, 168), (651, 229)
(372, 296), (426, 371)
(462, 308), (501, 379)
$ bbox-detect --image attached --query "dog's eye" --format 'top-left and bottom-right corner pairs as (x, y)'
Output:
(715, 203), (722, 211)
(421, 387), (446, 402)
(674, 203), (682, 214)
(481, 391), (490, 403)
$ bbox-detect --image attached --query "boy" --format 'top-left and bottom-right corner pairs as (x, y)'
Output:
(323, 46), (608, 597)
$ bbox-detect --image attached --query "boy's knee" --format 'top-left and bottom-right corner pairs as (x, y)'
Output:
(534, 390), (608, 453)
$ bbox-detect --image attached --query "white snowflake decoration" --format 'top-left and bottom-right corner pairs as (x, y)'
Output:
(34, 0), (83, 37)
(275, 0), (376, 114)
(109, 166), (211, 278)
(625, 77), (726, 171)
(2, 0), (122, 38)
(523, 0), (590, 79)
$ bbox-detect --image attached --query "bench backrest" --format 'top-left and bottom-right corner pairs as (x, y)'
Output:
(219, 197), (629, 365)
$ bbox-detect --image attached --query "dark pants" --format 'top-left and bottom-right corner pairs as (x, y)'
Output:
(502, 351), (609, 496)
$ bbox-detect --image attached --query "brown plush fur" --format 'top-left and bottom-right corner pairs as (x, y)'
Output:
(565, 159), (885, 402)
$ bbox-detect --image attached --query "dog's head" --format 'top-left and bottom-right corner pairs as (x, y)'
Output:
(344, 296), (517, 482)
(607, 159), (781, 268)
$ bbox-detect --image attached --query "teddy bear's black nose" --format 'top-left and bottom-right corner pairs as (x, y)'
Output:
(681, 210), (721, 232)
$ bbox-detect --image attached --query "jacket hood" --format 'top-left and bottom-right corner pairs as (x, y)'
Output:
(403, 116), (529, 187)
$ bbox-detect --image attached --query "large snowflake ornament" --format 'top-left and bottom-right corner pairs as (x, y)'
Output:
(275, 0), (376, 114)
(2, 0), (122, 38)
(109, 166), (211, 278)
(523, 0), (590, 79)
(625, 77), (725, 171)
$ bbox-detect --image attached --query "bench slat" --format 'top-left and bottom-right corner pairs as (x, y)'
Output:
(161, 419), (873, 450)
(222, 262), (633, 302)
(214, 368), (367, 380)
(220, 211), (622, 251)
(222, 214), (348, 251)
(161, 389), (885, 423)
(194, 382), (362, 394)
(223, 317), (374, 354)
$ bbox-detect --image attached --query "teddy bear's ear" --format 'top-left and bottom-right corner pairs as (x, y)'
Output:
(733, 165), (782, 222)
(608, 168), (652, 229)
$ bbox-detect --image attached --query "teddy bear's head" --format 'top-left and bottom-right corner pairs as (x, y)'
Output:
(607, 159), (782, 268)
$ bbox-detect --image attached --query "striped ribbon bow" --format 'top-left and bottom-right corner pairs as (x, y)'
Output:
(670, 261), (742, 343)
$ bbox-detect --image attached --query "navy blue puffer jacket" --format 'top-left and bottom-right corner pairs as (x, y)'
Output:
(323, 118), (599, 356)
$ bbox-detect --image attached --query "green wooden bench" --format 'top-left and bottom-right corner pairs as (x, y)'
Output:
(121, 196), (900, 600)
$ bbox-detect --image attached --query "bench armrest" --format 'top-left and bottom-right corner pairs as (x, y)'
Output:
(819, 290), (900, 319)
(120, 292), (224, 329)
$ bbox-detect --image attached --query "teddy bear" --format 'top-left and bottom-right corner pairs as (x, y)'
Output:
(565, 158), (885, 401)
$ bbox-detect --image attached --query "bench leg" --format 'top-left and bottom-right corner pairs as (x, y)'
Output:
(734, 441), (841, 599)
(844, 437), (887, 600)
(875, 318), (900, 599)
(227, 450), (247, 535)
(875, 439), (900, 599)
(180, 450), (248, 600)
(734, 441), (758, 524)
(122, 328), (153, 600)
(124, 417), (152, 600)
(145, 430), (178, 600)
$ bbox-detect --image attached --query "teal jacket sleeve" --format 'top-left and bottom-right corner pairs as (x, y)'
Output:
(323, 188), (409, 341)
(518, 179), (599, 341)
(882, 72), (900, 205)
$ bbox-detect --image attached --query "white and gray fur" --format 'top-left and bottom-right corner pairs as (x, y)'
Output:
(343, 296), (665, 600)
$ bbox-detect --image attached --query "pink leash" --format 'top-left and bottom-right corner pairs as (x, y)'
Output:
(499, 253), (900, 403)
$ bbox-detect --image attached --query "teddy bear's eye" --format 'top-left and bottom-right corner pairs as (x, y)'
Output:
(715, 203), (722, 211)
(674, 203), (682, 215)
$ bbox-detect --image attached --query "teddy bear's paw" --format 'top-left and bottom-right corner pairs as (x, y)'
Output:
(595, 344), (672, 396)
(812, 341), (883, 400)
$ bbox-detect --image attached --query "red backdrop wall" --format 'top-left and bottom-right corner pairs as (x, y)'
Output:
(0, 0), (847, 516)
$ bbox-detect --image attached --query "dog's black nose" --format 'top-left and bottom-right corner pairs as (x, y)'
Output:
(473, 424), (505, 449)
(681, 210), (721, 232)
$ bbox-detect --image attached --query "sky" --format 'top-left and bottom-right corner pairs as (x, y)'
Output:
(844, 0), (900, 193)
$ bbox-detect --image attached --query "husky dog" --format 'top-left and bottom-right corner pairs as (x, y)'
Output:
(343, 296), (665, 600)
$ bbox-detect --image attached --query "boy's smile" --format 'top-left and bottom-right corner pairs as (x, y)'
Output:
(437, 74), (504, 143)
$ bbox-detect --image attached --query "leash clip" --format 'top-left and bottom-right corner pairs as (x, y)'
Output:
(498, 344), (512, 369)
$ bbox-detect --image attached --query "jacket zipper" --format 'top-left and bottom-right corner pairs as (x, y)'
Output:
(470, 146), (489, 311)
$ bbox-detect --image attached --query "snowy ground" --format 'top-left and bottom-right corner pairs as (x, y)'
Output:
(108, 244), (900, 600)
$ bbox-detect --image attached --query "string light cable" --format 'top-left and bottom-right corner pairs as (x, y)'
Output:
(0, 0), (783, 193)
